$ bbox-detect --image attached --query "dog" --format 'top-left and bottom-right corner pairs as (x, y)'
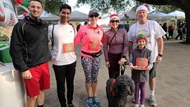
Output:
(106, 75), (134, 107)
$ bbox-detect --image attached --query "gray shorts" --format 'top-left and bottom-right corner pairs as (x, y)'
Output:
(81, 56), (101, 83)
(149, 63), (157, 79)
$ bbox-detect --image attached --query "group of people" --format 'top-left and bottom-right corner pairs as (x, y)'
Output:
(175, 21), (187, 40)
(161, 21), (187, 40)
(10, 0), (165, 107)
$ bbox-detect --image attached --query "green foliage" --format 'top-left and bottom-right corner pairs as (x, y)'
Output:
(76, 0), (136, 14)
(42, 0), (67, 15)
(155, 5), (179, 13)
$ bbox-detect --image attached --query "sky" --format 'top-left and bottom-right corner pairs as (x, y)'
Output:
(68, 0), (90, 12)
(67, 0), (109, 25)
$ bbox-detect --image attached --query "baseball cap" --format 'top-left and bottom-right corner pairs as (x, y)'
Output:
(89, 9), (99, 16)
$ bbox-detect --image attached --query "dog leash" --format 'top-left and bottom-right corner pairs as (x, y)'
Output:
(110, 79), (116, 96)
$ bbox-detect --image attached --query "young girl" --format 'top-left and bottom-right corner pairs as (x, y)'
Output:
(129, 34), (153, 107)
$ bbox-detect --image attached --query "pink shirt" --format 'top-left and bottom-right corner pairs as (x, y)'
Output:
(74, 24), (104, 58)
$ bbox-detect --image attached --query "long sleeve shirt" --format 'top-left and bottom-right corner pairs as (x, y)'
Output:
(129, 47), (153, 82)
(103, 28), (129, 62)
(74, 24), (104, 58)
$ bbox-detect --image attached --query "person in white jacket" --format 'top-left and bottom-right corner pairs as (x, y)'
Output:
(48, 4), (76, 107)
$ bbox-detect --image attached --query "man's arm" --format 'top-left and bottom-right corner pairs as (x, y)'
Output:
(157, 37), (164, 54)
(128, 41), (133, 58)
(10, 22), (28, 72)
(156, 37), (164, 63)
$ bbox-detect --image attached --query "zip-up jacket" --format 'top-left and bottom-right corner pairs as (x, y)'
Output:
(10, 16), (51, 72)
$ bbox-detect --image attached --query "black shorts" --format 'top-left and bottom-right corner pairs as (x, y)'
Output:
(149, 63), (157, 79)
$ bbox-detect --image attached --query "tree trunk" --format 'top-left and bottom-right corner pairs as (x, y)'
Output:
(184, 9), (190, 44)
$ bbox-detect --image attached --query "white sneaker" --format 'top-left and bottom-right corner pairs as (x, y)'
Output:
(149, 95), (157, 106)
(134, 104), (139, 107)
(140, 104), (145, 107)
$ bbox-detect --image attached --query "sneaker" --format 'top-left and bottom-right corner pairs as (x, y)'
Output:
(134, 104), (139, 107)
(67, 104), (75, 107)
(140, 104), (145, 107)
(132, 99), (135, 103)
(93, 96), (101, 107)
(132, 98), (140, 103)
(149, 95), (157, 106)
(87, 98), (93, 107)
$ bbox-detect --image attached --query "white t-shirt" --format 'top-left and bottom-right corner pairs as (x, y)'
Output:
(48, 23), (76, 65)
(128, 20), (166, 62)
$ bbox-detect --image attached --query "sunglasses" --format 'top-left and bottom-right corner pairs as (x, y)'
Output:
(89, 15), (99, 18)
(110, 20), (119, 23)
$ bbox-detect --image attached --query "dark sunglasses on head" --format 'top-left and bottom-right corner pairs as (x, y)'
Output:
(89, 15), (99, 18)
(110, 20), (119, 23)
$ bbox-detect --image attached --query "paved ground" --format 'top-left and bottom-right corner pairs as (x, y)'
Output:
(44, 40), (190, 107)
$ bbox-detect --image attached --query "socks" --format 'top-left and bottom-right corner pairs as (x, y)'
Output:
(150, 90), (155, 96)
(37, 105), (43, 107)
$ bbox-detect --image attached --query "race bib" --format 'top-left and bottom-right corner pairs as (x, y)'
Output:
(88, 41), (100, 51)
(135, 58), (148, 69)
(62, 43), (74, 53)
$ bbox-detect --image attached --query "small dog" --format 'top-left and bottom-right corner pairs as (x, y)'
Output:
(106, 75), (134, 107)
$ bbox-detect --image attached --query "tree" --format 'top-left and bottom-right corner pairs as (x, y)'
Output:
(76, 0), (135, 14)
(41, 0), (66, 15)
(155, 5), (179, 13)
(76, 0), (190, 44)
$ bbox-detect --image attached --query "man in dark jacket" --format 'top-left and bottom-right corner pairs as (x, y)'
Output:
(10, 0), (51, 107)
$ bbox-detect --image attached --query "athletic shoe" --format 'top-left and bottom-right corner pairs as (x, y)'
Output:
(149, 95), (157, 106)
(93, 96), (101, 107)
(87, 97), (93, 107)
(67, 104), (75, 107)
(134, 104), (139, 107)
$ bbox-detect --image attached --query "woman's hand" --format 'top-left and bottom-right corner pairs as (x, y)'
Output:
(106, 61), (110, 67)
(118, 58), (127, 65)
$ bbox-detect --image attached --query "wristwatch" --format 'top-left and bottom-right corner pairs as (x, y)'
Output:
(158, 54), (163, 57)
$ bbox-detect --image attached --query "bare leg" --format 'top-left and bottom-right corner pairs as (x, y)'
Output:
(37, 90), (45, 106)
(85, 83), (92, 97)
(149, 78), (156, 92)
(27, 96), (37, 107)
(149, 77), (157, 106)
(92, 83), (97, 96)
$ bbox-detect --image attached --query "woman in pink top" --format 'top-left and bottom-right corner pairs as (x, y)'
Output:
(74, 9), (104, 107)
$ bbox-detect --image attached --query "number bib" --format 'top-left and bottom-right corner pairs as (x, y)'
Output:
(135, 58), (148, 69)
(88, 41), (100, 51)
(62, 43), (74, 53)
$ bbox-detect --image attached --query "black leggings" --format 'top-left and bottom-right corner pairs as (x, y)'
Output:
(108, 53), (122, 79)
(53, 61), (76, 107)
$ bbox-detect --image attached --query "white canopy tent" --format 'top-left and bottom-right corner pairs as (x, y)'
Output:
(70, 10), (88, 22)
(168, 10), (185, 19)
(148, 11), (174, 20)
(119, 10), (137, 21)
(18, 11), (59, 21)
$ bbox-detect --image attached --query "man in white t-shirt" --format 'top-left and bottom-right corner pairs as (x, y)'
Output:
(128, 5), (165, 107)
(48, 4), (76, 107)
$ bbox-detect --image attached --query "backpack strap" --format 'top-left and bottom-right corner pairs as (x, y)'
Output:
(69, 23), (76, 35)
(51, 24), (55, 49)
(51, 23), (75, 50)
